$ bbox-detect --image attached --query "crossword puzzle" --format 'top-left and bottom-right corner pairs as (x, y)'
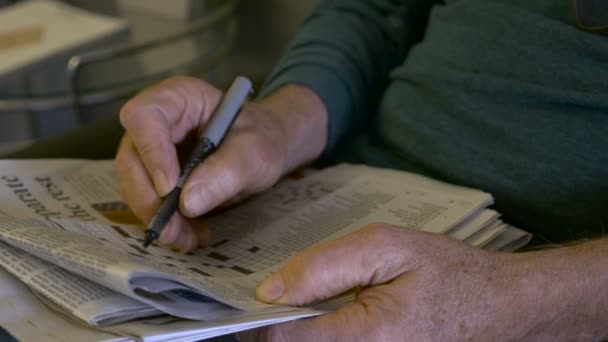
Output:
(69, 222), (284, 278)
(268, 179), (333, 207)
(56, 176), (344, 279)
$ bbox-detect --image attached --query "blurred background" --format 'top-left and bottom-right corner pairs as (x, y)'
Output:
(0, 0), (315, 152)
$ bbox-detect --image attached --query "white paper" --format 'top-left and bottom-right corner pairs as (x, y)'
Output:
(0, 159), (531, 341)
(0, 264), (127, 342)
(0, 240), (160, 326)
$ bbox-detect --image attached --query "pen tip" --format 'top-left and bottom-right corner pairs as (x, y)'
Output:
(142, 230), (157, 249)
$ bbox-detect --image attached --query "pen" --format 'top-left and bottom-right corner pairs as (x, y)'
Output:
(142, 76), (253, 248)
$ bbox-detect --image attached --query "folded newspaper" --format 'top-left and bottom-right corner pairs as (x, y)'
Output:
(0, 159), (531, 341)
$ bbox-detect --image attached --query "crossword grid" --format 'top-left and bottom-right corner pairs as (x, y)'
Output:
(74, 223), (283, 278)
(81, 179), (344, 278)
(268, 180), (330, 207)
(56, 178), (389, 280)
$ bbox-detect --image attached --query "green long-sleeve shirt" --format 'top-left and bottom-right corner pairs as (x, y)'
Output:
(261, 0), (608, 243)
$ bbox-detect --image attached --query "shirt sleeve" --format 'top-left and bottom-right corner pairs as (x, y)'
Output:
(258, 0), (441, 159)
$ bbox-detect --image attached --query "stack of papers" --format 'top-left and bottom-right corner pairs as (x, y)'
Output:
(0, 159), (531, 341)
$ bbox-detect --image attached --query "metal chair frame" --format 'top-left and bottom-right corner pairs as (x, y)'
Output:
(0, 0), (237, 125)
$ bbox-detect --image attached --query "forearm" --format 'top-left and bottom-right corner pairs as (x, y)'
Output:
(513, 239), (608, 339)
(259, 84), (328, 173)
(260, 0), (440, 157)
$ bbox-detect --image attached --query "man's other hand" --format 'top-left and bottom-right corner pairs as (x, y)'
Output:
(244, 224), (547, 341)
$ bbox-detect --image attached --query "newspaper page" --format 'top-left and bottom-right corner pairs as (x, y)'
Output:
(0, 160), (166, 326)
(0, 159), (529, 328)
(484, 226), (532, 252)
(0, 239), (160, 326)
(0, 263), (127, 342)
(0, 242), (322, 342)
(0, 160), (337, 322)
(0, 166), (496, 308)
(0, 159), (129, 223)
(0, 215), (244, 320)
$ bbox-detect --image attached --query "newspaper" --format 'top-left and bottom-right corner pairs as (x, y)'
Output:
(0, 263), (127, 342)
(0, 159), (531, 340)
(0, 263), (327, 342)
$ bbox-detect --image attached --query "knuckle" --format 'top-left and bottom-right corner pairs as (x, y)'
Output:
(208, 163), (243, 197)
(136, 140), (157, 160)
(118, 98), (142, 127)
(188, 163), (243, 212)
(254, 142), (277, 171)
(363, 223), (398, 242)
(360, 223), (403, 252)
(162, 75), (197, 86)
(244, 136), (282, 187)
(363, 223), (428, 270)
(161, 76), (217, 103)
(120, 76), (211, 129)
(120, 87), (171, 128)
(288, 252), (309, 271)
(138, 139), (172, 167)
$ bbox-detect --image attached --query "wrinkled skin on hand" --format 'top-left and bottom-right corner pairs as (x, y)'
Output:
(240, 224), (563, 341)
(115, 76), (327, 252)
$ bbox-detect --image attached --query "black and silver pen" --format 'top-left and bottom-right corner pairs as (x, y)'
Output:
(142, 76), (253, 248)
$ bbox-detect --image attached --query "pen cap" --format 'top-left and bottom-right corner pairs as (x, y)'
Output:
(203, 76), (253, 145)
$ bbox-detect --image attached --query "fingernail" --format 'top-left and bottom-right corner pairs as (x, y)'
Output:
(184, 185), (208, 216)
(257, 274), (285, 303)
(153, 170), (170, 196)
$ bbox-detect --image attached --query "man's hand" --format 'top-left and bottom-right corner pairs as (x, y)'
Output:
(245, 224), (608, 341)
(115, 76), (327, 252)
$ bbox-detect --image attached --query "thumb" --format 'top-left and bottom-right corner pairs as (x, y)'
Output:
(256, 224), (416, 306)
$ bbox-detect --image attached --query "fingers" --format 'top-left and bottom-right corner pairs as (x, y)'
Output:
(179, 113), (285, 217)
(179, 143), (248, 218)
(256, 224), (423, 306)
(116, 77), (293, 253)
(158, 214), (198, 252)
(116, 135), (211, 252)
(119, 76), (222, 196)
(115, 135), (159, 223)
(116, 76), (223, 252)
